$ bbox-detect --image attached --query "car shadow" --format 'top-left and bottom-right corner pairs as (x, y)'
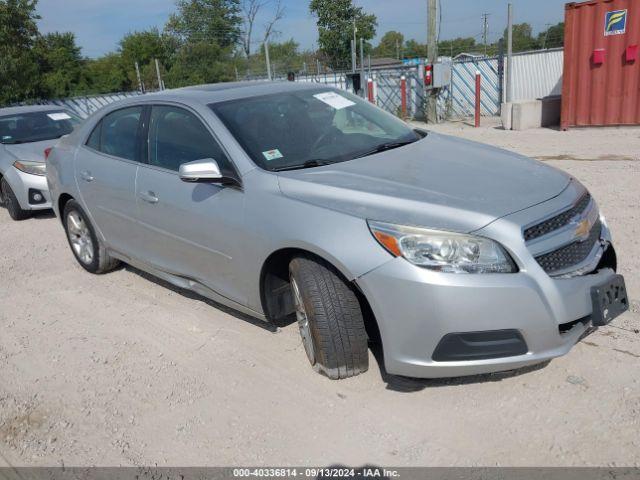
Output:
(121, 265), (549, 389)
(124, 265), (291, 333)
(369, 342), (551, 392)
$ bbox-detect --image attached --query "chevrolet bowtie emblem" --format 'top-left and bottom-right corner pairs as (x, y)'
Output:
(574, 218), (592, 241)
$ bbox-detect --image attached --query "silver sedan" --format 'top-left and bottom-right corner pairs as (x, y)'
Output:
(0, 105), (81, 220)
(45, 82), (628, 380)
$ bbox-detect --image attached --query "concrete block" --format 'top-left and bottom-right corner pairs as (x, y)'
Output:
(512, 100), (543, 131)
(501, 102), (513, 130)
(510, 96), (562, 131)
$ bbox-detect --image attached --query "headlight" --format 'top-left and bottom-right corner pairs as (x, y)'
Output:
(368, 221), (517, 274)
(13, 160), (46, 176)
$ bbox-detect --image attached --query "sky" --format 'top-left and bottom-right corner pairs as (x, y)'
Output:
(37, 0), (571, 59)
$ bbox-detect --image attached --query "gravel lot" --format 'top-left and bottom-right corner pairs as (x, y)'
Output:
(1, 120), (639, 467)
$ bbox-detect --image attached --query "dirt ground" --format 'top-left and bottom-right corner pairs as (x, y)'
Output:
(1, 119), (639, 468)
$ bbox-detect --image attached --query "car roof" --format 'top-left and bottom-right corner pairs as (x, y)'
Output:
(120, 81), (332, 108)
(0, 104), (71, 116)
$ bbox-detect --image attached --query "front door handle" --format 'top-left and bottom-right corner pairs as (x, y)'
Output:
(80, 170), (94, 182)
(139, 191), (159, 204)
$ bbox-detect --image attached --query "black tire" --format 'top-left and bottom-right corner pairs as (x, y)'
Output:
(63, 199), (120, 274)
(1, 177), (31, 221)
(289, 255), (369, 380)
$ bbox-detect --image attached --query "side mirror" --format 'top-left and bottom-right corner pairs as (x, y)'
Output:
(179, 159), (223, 183)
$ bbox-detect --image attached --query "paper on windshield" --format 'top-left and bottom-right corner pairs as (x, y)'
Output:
(313, 92), (355, 110)
(47, 112), (72, 121)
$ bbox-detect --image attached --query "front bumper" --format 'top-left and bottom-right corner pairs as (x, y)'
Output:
(2, 166), (51, 211)
(357, 255), (619, 379)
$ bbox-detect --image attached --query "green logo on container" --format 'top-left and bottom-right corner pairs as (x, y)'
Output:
(605, 9), (627, 36)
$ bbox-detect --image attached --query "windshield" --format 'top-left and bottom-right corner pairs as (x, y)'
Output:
(0, 110), (81, 145)
(210, 88), (420, 171)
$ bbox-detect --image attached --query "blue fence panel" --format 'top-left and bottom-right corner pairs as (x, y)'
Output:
(449, 58), (501, 118)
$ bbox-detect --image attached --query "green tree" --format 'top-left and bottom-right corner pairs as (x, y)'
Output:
(309, 0), (377, 69)
(438, 37), (478, 58)
(0, 0), (40, 104)
(34, 32), (85, 98)
(119, 28), (178, 90)
(403, 39), (427, 58)
(248, 39), (302, 76)
(503, 23), (538, 53)
(374, 31), (404, 59)
(167, 0), (242, 48)
(164, 41), (235, 87)
(83, 54), (130, 94)
(537, 22), (564, 49)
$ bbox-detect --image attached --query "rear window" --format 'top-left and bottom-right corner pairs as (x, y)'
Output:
(86, 107), (143, 162)
(0, 110), (81, 145)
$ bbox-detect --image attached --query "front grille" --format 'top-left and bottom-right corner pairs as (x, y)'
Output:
(534, 219), (602, 274)
(524, 193), (592, 242)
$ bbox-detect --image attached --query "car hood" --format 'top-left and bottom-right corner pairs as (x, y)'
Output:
(276, 132), (571, 233)
(1, 139), (55, 164)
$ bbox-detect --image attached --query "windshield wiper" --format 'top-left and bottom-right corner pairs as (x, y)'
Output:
(353, 140), (417, 159)
(272, 159), (334, 172)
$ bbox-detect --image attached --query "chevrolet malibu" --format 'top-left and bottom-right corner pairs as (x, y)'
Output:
(1, 105), (81, 220)
(46, 82), (628, 380)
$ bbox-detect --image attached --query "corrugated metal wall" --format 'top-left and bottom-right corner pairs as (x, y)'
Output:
(444, 49), (564, 120)
(562, 0), (640, 128)
(511, 49), (564, 101)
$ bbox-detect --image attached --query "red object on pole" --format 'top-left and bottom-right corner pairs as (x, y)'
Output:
(367, 78), (375, 104)
(424, 65), (433, 86)
(475, 70), (481, 128)
(400, 76), (407, 118)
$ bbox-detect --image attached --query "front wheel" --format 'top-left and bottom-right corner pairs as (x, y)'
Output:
(1, 177), (31, 221)
(289, 256), (369, 380)
(63, 200), (120, 274)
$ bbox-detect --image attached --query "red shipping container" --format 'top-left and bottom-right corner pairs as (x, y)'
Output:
(561, 0), (640, 129)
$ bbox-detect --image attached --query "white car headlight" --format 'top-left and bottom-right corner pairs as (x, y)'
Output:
(13, 160), (46, 176)
(368, 221), (517, 274)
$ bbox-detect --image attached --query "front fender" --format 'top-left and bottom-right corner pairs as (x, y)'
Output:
(241, 171), (393, 313)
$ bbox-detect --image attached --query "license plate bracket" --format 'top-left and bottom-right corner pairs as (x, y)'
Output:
(590, 274), (629, 326)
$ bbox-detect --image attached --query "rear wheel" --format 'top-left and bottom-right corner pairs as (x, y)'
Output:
(289, 255), (369, 380)
(1, 177), (30, 221)
(63, 199), (120, 274)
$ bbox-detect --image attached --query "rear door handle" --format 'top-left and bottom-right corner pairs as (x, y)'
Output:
(80, 170), (94, 182)
(139, 191), (159, 204)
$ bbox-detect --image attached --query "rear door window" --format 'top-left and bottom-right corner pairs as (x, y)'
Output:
(89, 107), (143, 161)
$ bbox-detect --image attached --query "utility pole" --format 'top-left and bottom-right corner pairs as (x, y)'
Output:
(351, 40), (356, 72)
(352, 17), (358, 73)
(542, 23), (552, 49)
(426, 0), (438, 123)
(506, 3), (513, 103)
(154, 58), (164, 91)
(360, 37), (365, 96)
(134, 61), (144, 94)
(482, 13), (490, 56)
(265, 41), (272, 80)
(396, 38), (400, 60)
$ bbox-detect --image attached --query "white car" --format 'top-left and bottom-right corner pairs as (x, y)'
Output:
(0, 105), (81, 220)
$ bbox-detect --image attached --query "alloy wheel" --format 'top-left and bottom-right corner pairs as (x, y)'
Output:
(67, 211), (94, 265)
(291, 276), (316, 365)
